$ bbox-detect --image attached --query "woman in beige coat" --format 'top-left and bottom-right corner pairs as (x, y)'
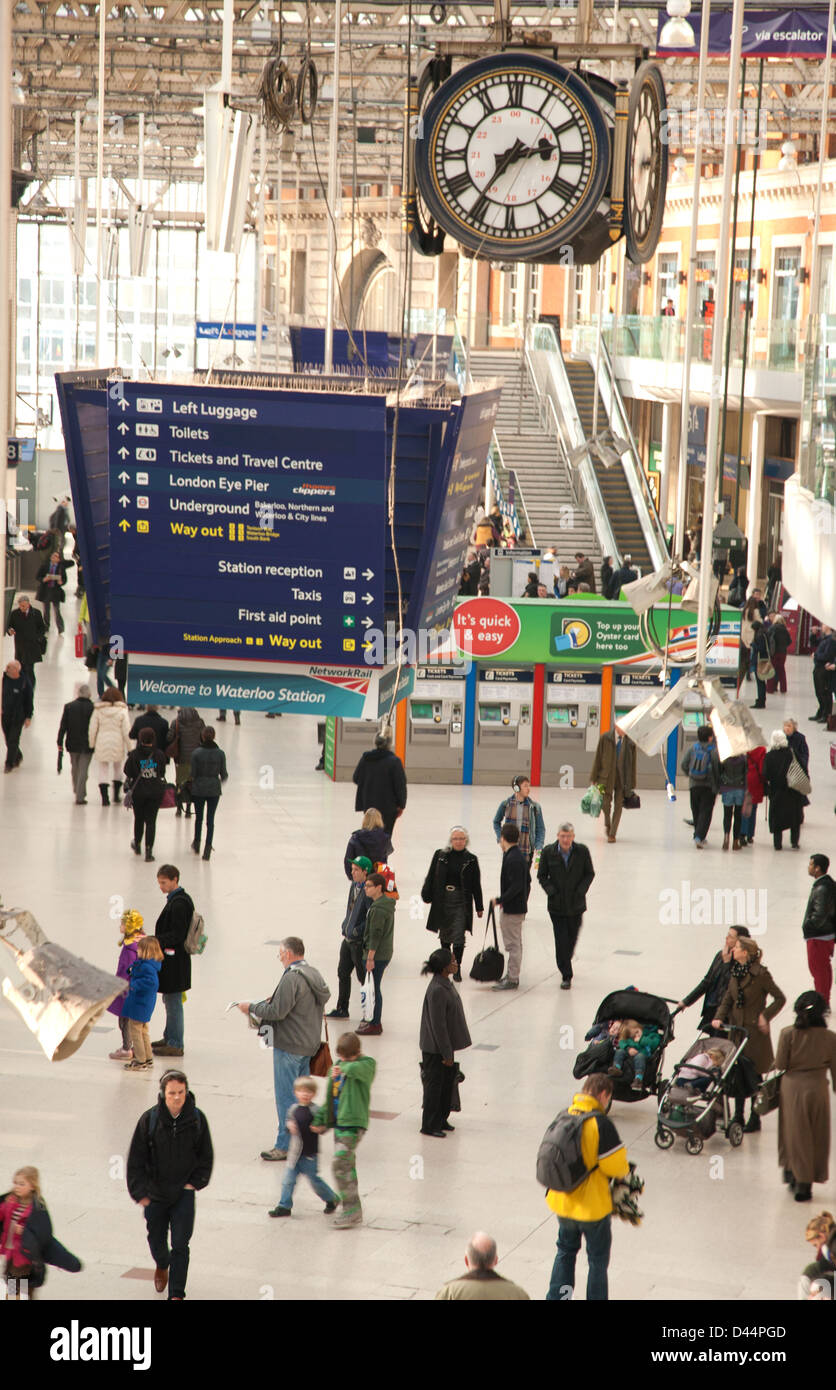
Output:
(88, 687), (131, 806)
(713, 935), (786, 1133)
(777, 992), (836, 1202)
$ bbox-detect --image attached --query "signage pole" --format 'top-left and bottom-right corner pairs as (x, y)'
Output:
(324, 0), (342, 375)
(0, 0), (11, 611)
(696, 0), (745, 672)
(674, 0), (711, 557)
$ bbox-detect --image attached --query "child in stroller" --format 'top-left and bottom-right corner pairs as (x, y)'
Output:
(608, 1021), (663, 1093)
(573, 989), (675, 1102)
(656, 1028), (750, 1154)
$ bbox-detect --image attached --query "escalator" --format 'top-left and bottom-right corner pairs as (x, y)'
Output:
(563, 358), (654, 574)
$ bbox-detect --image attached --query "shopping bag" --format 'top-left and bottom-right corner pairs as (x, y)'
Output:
(580, 784), (604, 817)
(360, 970), (376, 1023)
(160, 784), (177, 809)
(74, 626), (84, 658)
(786, 753), (812, 797)
(469, 903), (505, 982)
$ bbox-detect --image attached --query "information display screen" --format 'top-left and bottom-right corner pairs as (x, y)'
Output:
(547, 707), (571, 725)
(410, 701), (435, 720)
(479, 704), (503, 722)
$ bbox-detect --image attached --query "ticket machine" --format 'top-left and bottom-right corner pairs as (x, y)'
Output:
(540, 671), (601, 786)
(404, 666), (467, 783)
(472, 666), (534, 784)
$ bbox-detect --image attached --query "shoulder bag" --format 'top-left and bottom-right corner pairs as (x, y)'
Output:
(753, 1069), (783, 1116)
(310, 1017), (332, 1078)
(469, 902), (505, 983)
(786, 752), (812, 796)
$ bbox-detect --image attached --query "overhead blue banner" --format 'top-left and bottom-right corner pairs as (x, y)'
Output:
(657, 8), (835, 55)
(410, 386), (502, 633)
(108, 382), (386, 664)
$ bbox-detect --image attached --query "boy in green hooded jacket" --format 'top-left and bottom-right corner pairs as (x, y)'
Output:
(312, 1031), (376, 1228)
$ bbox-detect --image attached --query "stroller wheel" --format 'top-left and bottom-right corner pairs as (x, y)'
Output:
(685, 1135), (704, 1156)
(655, 1125), (675, 1150)
(728, 1120), (744, 1147)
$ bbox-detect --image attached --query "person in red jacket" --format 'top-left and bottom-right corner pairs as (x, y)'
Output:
(0, 1166), (82, 1299)
(740, 745), (766, 846)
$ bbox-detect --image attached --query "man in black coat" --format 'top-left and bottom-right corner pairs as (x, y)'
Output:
(152, 865), (195, 1057)
(538, 822), (596, 989)
(130, 704), (170, 751)
(491, 822), (530, 991)
(6, 595), (46, 691)
(57, 681), (95, 803)
(2, 660), (34, 772)
(804, 854), (836, 1003)
(607, 555), (638, 600)
(36, 550), (73, 632)
(810, 625), (836, 723)
(127, 1069), (214, 1300)
(352, 732), (407, 836)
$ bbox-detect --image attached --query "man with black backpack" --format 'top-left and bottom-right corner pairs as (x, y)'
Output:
(127, 1068), (214, 1300)
(539, 1073), (629, 1301)
(680, 724), (720, 848)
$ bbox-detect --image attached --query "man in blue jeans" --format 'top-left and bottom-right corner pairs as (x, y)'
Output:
(127, 1070), (214, 1300)
(544, 1073), (629, 1301)
(152, 865), (195, 1057)
(238, 936), (331, 1161)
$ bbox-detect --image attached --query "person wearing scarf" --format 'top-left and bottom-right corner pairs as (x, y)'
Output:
(713, 936), (786, 1133)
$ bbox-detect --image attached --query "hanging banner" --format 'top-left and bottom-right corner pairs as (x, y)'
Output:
(126, 659), (378, 716)
(657, 8), (835, 56)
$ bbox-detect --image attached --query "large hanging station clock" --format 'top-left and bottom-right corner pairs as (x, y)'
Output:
(407, 50), (668, 268)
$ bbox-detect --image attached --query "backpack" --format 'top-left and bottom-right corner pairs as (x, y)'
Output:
(184, 909), (207, 955)
(374, 862), (399, 901)
(689, 742), (713, 780)
(536, 1110), (599, 1193)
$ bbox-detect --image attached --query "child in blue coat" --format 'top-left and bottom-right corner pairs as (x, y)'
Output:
(122, 937), (163, 1072)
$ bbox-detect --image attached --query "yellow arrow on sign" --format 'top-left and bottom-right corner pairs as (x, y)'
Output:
(118, 518), (131, 531)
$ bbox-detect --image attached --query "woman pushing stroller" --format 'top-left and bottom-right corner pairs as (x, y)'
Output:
(712, 936), (786, 1133)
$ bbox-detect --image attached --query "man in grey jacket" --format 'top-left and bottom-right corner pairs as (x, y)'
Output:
(237, 936), (330, 1161)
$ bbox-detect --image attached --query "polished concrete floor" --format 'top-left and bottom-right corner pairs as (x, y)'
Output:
(1, 604), (834, 1301)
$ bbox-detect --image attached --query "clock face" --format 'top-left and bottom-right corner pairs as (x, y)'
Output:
(415, 53), (609, 259)
(625, 62), (668, 265)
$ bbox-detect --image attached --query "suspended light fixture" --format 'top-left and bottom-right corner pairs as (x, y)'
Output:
(144, 120), (163, 153)
(81, 96), (98, 132)
(672, 155), (689, 184)
(660, 0), (696, 48)
(778, 139), (797, 171)
(11, 69), (26, 106)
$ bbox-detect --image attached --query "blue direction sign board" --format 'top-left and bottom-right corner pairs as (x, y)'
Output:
(108, 382), (386, 664)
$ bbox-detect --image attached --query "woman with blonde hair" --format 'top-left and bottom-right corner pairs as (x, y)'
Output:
(713, 935), (786, 1132)
(88, 685), (130, 806)
(0, 1167), (82, 1298)
(421, 826), (484, 981)
(343, 806), (393, 879)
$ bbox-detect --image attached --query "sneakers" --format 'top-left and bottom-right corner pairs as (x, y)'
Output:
(268, 1205), (292, 1218)
(109, 1048), (133, 1061)
(324, 1200), (339, 1214)
(260, 1148), (288, 1162)
(630, 1078), (644, 1092)
(152, 1044), (184, 1056)
(491, 977), (519, 991)
(356, 1022), (382, 1035)
(124, 1059), (153, 1071)
(326, 1008), (349, 1019)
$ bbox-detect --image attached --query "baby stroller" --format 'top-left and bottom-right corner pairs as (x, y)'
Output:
(655, 1024), (750, 1154)
(573, 989), (677, 1104)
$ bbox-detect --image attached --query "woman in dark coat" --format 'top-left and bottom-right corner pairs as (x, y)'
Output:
(750, 621), (770, 709)
(35, 551), (73, 633)
(123, 728), (168, 862)
(763, 728), (805, 850)
(421, 826), (484, 982)
(343, 808), (393, 879)
(678, 925), (751, 1032)
(776, 992), (836, 1202)
(189, 725), (228, 860)
(167, 707), (205, 818)
(419, 948), (472, 1137)
(713, 935), (786, 1131)
(719, 753), (747, 851)
(767, 615), (793, 693)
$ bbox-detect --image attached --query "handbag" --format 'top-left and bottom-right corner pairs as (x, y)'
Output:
(160, 783), (177, 809)
(622, 792), (641, 810)
(165, 720), (180, 762)
(360, 969), (376, 1023)
(753, 1070), (783, 1116)
(469, 903), (505, 983)
(786, 752), (812, 797)
(310, 1018), (332, 1078)
(756, 654), (775, 681)
(123, 780), (134, 810)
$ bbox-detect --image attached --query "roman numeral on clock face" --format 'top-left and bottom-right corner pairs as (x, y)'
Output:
(446, 169), (473, 198)
(550, 175), (578, 202)
(507, 77), (526, 108)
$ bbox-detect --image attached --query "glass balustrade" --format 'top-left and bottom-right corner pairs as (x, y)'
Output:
(572, 315), (802, 371)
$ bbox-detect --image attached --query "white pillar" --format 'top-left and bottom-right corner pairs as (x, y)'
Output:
(659, 401), (677, 529)
(746, 412), (766, 583)
(0, 0), (12, 608)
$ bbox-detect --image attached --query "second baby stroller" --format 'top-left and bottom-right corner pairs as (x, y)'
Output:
(655, 1024), (751, 1154)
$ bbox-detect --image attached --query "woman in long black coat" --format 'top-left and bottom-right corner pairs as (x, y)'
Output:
(421, 826), (484, 982)
(763, 729), (805, 850)
(419, 949), (472, 1137)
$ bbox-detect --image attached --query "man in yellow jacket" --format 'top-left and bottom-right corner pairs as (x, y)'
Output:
(545, 1074), (629, 1301)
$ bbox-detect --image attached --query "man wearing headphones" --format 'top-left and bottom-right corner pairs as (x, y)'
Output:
(127, 1069), (214, 1301)
(492, 775), (545, 867)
